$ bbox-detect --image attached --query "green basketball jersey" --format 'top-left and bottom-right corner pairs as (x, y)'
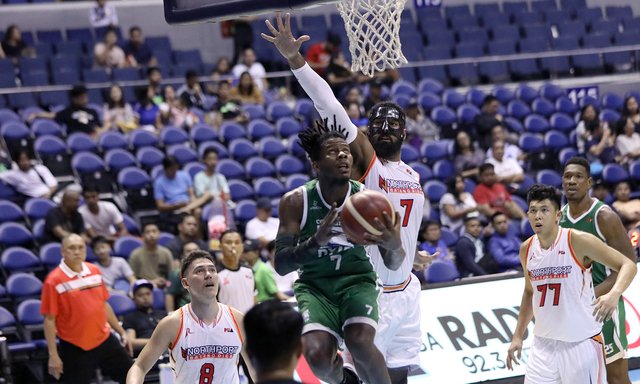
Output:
(559, 199), (607, 284)
(297, 179), (374, 280)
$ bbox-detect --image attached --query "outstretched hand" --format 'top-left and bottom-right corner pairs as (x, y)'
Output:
(260, 12), (310, 61)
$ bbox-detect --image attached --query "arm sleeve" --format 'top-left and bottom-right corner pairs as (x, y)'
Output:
(40, 279), (58, 317)
(193, 173), (205, 197)
(291, 63), (358, 144)
(120, 258), (135, 279)
(218, 174), (230, 194)
(35, 165), (58, 188)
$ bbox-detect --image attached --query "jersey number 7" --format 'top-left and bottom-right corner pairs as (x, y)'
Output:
(399, 199), (414, 227)
(537, 283), (561, 307)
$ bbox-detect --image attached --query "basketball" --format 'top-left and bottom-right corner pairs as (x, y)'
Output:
(341, 190), (395, 245)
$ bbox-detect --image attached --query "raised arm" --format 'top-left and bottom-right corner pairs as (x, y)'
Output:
(261, 12), (375, 179)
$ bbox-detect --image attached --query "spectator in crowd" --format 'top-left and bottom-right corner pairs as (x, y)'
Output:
(133, 86), (160, 130)
(486, 140), (525, 186)
(486, 125), (525, 165)
(413, 220), (455, 282)
(305, 32), (341, 75)
(612, 181), (640, 231)
(616, 117), (640, 164)
(229, 19), (254, 64)
(453, 130), (485, 178)
(166, 241), (200, 311)
(146, 66), (164, 104)
(487, 212), (522, 271)
(1, 25), (31, 61)
(242, 240), (289, 302)
(43, 189), (89, 244)
(42, 234), (132, 383)
(123, 279), (167, 355)
(265, 241), (297, 297)
(29, 85), (104, 137)
(103, 84), (138, 132)
(0, 150), (57, 199)
(157, 87), (199, 130)
(440, 175), (478, 234)
(94, 27), (127, 70)
(154, 156), (210, 222)
(211, 80), (249, 127)
(0, 44), (4, 59)
(89, 0), (118, 28)
(207, 56), (232, 95)
(164, 214), (208, 260)
(245, 197), (279, 255)
(345, 102), (368, 132)
(363, 78), (387, 112)
(325, 52), (356, 96)
(621, 95), (640, 132)
(123, 26), (155, 67)
(79, 185), (128, 241)
(177, 70), (206, 110)
(244, 300), (303, 384)
(230, 71), (265, 105)
(232, 47), (268, 92)
(128, 223), (173, 288)
(194, 147), (231, 203)
(405, 99), (439, 148)
(575, 104), (602, 154)
(454, 216), (497, 277)
(473, 163), (525, 219)
(217, 230), (256, 313)
(343, 86), (362, 106)
(474, 95), (504, 150)
(585, 118), (618, 165)
(591, 179), (611, 203)
(92, 236), (136, 290)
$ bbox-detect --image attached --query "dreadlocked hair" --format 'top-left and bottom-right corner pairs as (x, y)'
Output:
(298, 116), (347, 162)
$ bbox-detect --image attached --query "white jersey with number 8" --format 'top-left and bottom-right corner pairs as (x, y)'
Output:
(169, 303), (243, 384)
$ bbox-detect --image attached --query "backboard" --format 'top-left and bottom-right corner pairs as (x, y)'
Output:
(164, 0), (338, 24)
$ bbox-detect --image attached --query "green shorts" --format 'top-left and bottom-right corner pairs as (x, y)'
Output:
(294, 272), (381, 342)
(602, 297), (628, 364)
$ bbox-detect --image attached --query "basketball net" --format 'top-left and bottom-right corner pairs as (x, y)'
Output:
(337, 0), (408, 77)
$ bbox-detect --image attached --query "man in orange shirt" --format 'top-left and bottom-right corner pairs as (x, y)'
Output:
(42, 233), (133, 383)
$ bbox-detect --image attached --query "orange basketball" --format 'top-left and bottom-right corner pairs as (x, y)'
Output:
(341, 190), (395, 245)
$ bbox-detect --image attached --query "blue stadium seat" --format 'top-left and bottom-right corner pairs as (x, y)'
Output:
(582, 34), (612, 49)
(284, 174), (310, 191)
(55, 41), (83, 57)
(524, 114), (551, 133)
(519, 37), (549, 53)
(190, 124), (218, 146)
(246, 157), (275, 179)
(2, 121), (33, 159)
(228, 180), (254, 201)
(52, 70), (81, 85)
(18, 58), (47, 75)
(275, 154), (305, 177)
(158, 232), (174, 247)
(536, 169), (563, 188)
(574, 7), (602, 25)
(136, 147), (165, 171)
(480, 12), (511, 28)
(513, 11), (545, 25)
(98, 130), (127, 151)
(21, 72), (49, 87)
(424, 180), (447, 203)
(601, 93), (624, 112)
(235, 200), (257, 223)
(457, 104), (480, 125)
(65, 27), (94, 45)
(104, 148), (138, 174)
(198, 141), (228, 159)
(108, 292), (135, 316)
(544, 9), (572, 26)
(492, 86), (515, 105)
(72, 152), (112, 192)
(531, 98), (555, 117)
(559, 147), (578, 166)
(557, 20), (587, 36)
(1, 247), (40, 274)
(17, 299), (45, 338)
(605, 6), (633, 21)
(146, 36), (172, 52)
(67, 132), (98, 154)
(539, 83), (566, 102)
(229, 138), (258, 162)
(216, 159), (245, 180)
(507, 100), (532, 120)
(504, 117), (524, 134)
(474, 3), (500, 16)
(182, 162), (204, 179)
(247, 119), (275, 141)
(540, 56), (571, 75)
(218, 122), (247, 143)
(442, 89), (466, 110)
(401, 144), (420, 164)
(391, 80), (418, 98)
(160, 126), (189, 147)
(457, 28), (488, 44)
(39, 243), (61, 270)
(117, 168), (155, 213)
(448, 15), (478, 31)
(34, 136), (71, 178)
(82, 69), (110, 83)
(600, 109), (621, 125)
(24, 198), (56, 222)
(266, 101), (294, 122)
(292, 99), (313, 125)
(0, 73), (16, 88)
(555, 96), (579, 115)
(519, 133), (545, 153)
(50, 55), (81, 74)
(242, 104), (266, 121)
(36, 30), (63, 44)
(509, 59), (540, 80)
(418, 92), (442, 113)
(275, 117), (302, 138)
(254, 177), (285, 198)
(503, 2), (529, 16)
(572, 53), (604, 75)
(466, 88), (486, 108)
(113, 236), (143, 259)
(129, 129), (159, 150)
(579, 95), (600, 109)
(544, 130), (570, 151)
(258, 136), (286, 160)
(112, 68), (141, 82)
(425, 261), (459, 283)
(0, 201), (24, 224)
(433, 159), (455, 181)
(407, 162), (431, 185)
(417, 79), (445, 97)
(630, 160), (640, 182)
(287, 135), (305, 158)
(430, 106), (457, 127)
(602, 163), (630, 184)
(122, 214), (140, 236)
(421, 140), (450, 163)
(6, 273), (41, 300)
(39, 90), (69, 109)
(549, 113), (576, 133)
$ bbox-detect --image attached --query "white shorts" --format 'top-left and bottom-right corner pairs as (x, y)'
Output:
(374, 274), (422, 368)
(525, 335), (607, 384)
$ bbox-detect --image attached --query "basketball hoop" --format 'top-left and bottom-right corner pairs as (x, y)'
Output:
(337, 0), (408, 77)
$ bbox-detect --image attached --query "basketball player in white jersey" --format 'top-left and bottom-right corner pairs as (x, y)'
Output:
(506, 185), (636, 383)
(126, 250), (256, 384)
(262, 13), (433, 383)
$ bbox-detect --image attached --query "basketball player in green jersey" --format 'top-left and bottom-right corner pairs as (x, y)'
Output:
(560, 156), (636, 384)
(275, 122), (401, 384)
